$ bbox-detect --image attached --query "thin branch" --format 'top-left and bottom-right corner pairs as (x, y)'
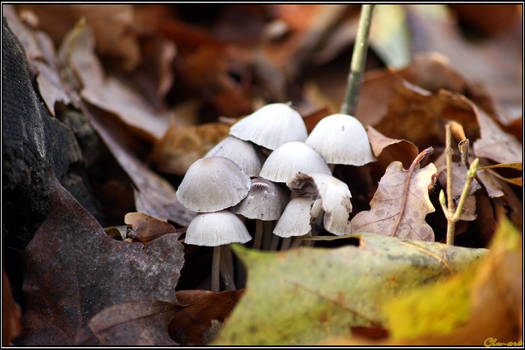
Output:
(391, 147), (434, 237)
(340, 4), (374, 116)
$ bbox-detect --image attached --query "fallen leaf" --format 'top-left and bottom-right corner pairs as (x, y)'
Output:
(367, 125), (419, 170)
(19, 176), (185, 345)
(15, 4), (141, 70)
(449, 4), (522, 36)
(124, 212), (177, 243)
(59, 21), (171, 142)
(471, 102), (522, 164)
(86, 104), (196, 226)
(382, 213), (522, 345)
(351, 161), (437, 241)
(2, 269), (22, 346)
(406, 4), (522, 121)
(87, 300), (179, 345)
(213, 234), (487, 345)
(148, 121), (230, 175)
(4, 6), (71, 115)
(170, 289), (244, 345)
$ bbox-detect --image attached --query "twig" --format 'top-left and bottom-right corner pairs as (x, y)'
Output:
(340, 4), (374, 116)
(391, 147), (434, 237)
(439, 124), (480, 245)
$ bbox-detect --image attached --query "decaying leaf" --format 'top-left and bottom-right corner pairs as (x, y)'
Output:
(2, 269), (22, 346)
(351, 161), (437, 241)
(59, 20), (171, 142)
(471, 102), (522, 165)
(14, 4), (141, 70)
(124, 212), (178, 243)
(367, 125), (418, 170)
(20, 176), (185, 345)
(382, 214), (522, 345)
(170, 289), (244, 345)
(149, 121), (230, 175)
(4, 6), (71, 115)
(214, 234), (487, 345)
(87, 300), (179, 345)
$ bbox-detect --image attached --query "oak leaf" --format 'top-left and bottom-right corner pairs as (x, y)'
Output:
(350, 161), (437, 241)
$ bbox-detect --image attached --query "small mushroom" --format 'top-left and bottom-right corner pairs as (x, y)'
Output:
(185, 210), (251, 292)
(273, 196), (317, 250)
(288, 172), (352, 235)
(234, 177), (288, 249)
(305, 114), (376, 166)
(176, 157), (250, 212)
(204, 136), (263, 177)
(229, 103), (308, 150)
(259, 141), (331, 183)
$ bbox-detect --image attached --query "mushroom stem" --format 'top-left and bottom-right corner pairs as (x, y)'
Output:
(220, 245), (236, 290)
(211, 245), (221, 292)
(253, 220), (264, 250)
(270, 234), (280, 251)
(262, 221), (274, 250)
(280, 237), (292, 250)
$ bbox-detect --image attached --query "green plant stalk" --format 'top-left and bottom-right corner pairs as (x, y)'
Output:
(441, 158), (480, 245)
(341, 4), (375, 115)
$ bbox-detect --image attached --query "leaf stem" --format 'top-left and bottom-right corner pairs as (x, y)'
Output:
(341, 4), (374, 116)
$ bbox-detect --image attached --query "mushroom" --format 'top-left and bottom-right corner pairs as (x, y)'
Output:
(305, 114), (376, 168)
(233, 177), (288, 249)
(176, 156), (251, 212)
(229, 103), (308, 150)
(204, 136), (263, 177)
(259, 141), (331, 183)
(273, 196), (321, 250)
(288, 172), (353, 235)
(185, 210), (251, 292)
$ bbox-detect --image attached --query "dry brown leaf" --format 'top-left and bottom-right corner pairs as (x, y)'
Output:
(59, 22), (171, 142)
(4, 6), (71, 115)
(87, 300), (178, 345)
(367, 125), (419, 170)
(20, 176), (185, 345)
(449, 4), (522, 36)
(124, 212), (177, 243)
(15, 4), (141, 70)
(2, 269), (22, 346)
(471, 103), (523, 165)
(406, 5), (522, 121)
(169, 289), (245, 345)
(149, 121), (230, 175)
(350, 161), (437, 241)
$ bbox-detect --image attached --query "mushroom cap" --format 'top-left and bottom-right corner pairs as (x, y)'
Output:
(234, 177), (288, 220)
(229, 103), (308, 150)
(176, 157), (250, 212)
(288, 172), (352, 235)
(273, 197), (314, 238)
(185, 211), (252, 246)
(204, 136), (263, 177)
(259, 142), (331, 183)
(305, 114), (376, 166)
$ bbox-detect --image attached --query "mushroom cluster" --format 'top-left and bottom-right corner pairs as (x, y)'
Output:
(177, 103), (375, 290)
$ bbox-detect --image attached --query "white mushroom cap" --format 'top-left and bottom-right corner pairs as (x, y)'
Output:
(185, 211), (252, 246)
(288, 173), (352, 235)
(176, 157), (250, 212)
(305, 114), (376, 166)
(204, 136), (263, 177)
(259, 142), (331, 183)
(229, 103), (308, 150)
(234, 177), (288, 220)
(273, 197), (314, 238)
